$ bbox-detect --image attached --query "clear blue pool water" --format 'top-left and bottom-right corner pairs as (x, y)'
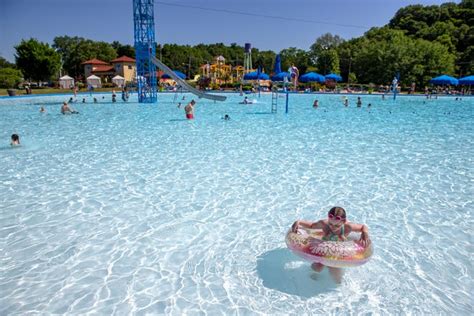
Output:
(0, 92), (472, 314)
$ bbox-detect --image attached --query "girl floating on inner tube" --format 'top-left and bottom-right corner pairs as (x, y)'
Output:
(291, 206), (371, 283)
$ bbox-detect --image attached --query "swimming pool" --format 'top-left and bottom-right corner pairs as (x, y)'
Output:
(1, 92), (472, 314)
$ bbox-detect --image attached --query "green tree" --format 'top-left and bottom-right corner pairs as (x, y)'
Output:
(315, 49), (340, 75)
(160, 44), (190, 75)
(111, 41), (135, 58)
(253, 50), (276, 74)
(336, 38), (362, 82)
(0, 56), (16, 69)
(0, 68), (23, 88)
(280, 47), (310, 74)
(53, 36), (117, 78)
(346, 27), (455, 87)
(348, 72), (357, 84)
(309, 33), (345, 67)
(15, 38), (61, 83)
(389, 1), (474, 76)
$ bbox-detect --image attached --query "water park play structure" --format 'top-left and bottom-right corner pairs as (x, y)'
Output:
(133, 0), (226, 103)
(199, 56), (246, 86)
(151, 56), (226, 101)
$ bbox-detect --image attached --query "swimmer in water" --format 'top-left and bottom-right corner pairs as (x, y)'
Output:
(10, 134), (20, 146)
(291, 206), (370, 283)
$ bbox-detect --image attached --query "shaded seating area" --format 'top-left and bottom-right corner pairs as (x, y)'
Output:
(459, 75), (474, 85)
(271, 72), (290, 82)
(243, 72), (269, 80)
(299, 72), (325, 83)
(86, 75), (102, 88)
(112, 75), (125, 87)
(59, 75), (74, 89)
(325, 73), (342, 82)
(429, 75), (458, 85)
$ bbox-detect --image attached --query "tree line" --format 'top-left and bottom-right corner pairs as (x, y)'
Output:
(0, 0), (472, 89)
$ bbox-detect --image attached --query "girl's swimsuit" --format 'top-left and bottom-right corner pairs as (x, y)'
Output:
(322, 224), (345, 241)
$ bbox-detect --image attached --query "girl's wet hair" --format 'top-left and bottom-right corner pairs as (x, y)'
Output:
(328, 206), (346, 219)
(11, 134), (19, 141)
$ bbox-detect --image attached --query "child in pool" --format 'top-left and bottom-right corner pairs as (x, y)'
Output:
(343, 97), (349, 106)
(291, 206), (370, 283)
(10, 134), (20, 146)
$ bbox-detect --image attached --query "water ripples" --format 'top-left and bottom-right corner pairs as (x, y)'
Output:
(0, 93), (472, 314)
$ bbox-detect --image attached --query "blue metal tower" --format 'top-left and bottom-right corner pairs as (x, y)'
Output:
(133, 0), (157, 103)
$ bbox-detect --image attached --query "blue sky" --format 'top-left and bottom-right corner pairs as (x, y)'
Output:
(0, 0), (457, 62)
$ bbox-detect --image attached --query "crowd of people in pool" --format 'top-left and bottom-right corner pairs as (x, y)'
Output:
(7, 90), (465, 286)
(308, 93), (465, 109)
(7, 90), (466, 148)
(311, 96), (373, 109)
(7, 90), (231, 148)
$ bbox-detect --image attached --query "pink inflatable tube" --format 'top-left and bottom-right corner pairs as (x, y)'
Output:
(286, 229), (373, 268)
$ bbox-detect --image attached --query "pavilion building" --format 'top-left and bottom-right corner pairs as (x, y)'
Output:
(82, 56), (136, 83)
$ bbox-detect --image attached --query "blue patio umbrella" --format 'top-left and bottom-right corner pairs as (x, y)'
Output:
(162, 70), (186, 79)
(274, 54), (282, 74)
(243, 71), (270, 80)
(429, 75), (458, 85)
(271, 72), (291, 82)
(299, 72), (325, 83)
(325, 73), (343, 82)
(459, 75), (474, 85)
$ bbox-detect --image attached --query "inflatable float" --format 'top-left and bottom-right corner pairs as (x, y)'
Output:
(286, 228), (373, 268)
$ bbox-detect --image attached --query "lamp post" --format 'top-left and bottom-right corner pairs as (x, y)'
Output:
(320, 45), (328, 75)
(347, 55), (352, 89)
(188, 56), (191, 79)
(55, 48), (63, 78)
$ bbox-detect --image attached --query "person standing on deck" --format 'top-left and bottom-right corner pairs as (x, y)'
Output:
(289, 64), (299, 91)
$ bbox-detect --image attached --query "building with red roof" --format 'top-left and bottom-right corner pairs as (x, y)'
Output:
(82, 56), (136, 84)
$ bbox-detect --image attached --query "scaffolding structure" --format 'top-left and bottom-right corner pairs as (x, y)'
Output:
(133, 0), (157, 103)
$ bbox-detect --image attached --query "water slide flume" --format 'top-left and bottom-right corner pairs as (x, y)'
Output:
(150, 56), (227, 102)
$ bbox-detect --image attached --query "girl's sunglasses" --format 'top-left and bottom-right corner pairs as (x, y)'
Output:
(328, 213), (345, 221)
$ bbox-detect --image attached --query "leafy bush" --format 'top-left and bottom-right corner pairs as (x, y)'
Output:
(220, 83), (234, 89)
(197, 76), (211, 89)
(0, 68), (23, 88)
